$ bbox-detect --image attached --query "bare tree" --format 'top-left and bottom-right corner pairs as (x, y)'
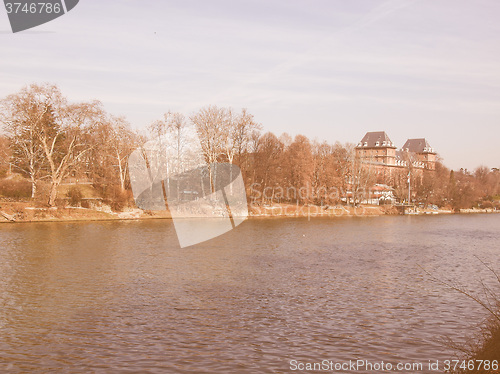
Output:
(0, 84), (57, 197)
(242, 129), (263, 191)
(230, 108), (261, 164)
(312, 141), (334, 204)
(164, 111), (200, 173)
(278, 132), (292, 148)
(331, 142), (351, 204)
(190, 105), (227, 192)
(40, 99), (103, 206)
(284, 135), (314, 204)
(254, 132), (284, 203)
(104, 116), (138, 191)
(1, 84), (105, 205)
(148, 111), (201, 199)
(0, 135), (10, 176)
(345, 143), (375, 206)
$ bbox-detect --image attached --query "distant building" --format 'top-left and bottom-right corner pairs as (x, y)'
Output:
(356, 131), (397, 166)
(367, 184), (396, 205)
(355, 131), (437, 172)
(401, 138), (437, 170)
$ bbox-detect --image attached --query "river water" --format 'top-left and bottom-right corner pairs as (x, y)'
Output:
(0, 214), (499, 373)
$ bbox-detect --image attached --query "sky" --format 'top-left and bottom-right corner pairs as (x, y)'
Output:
(0, 0), (499, 170)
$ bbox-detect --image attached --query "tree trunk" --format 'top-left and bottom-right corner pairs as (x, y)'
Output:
(226, 156), (234, 195)
(48, 177), (62, 206)
(117, 152), (125, 191)
(30, 177), (37, 199)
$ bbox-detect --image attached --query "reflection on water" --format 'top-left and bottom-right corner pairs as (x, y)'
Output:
(0, 215), (499, 372)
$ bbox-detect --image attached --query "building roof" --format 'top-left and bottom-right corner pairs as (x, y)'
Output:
(356, 131), (396, 148)
(372, 184), (394, 191)
(402, 138), (435, 154)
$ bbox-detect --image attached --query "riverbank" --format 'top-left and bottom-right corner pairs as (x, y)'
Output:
(249, 203), (390, 217)
(0, 201), (172, 223)
(1, 200), (498, 224)
(247, 203), (470, 217)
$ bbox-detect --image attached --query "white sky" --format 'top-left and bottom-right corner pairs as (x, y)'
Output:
(1, 0), (499, 170)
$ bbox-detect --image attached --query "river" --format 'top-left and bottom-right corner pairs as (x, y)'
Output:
(0, 214), (499, 373)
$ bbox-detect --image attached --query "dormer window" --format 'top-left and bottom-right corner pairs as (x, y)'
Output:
(375, 141), (380, 146)
(364, 142), (367, 147)
(382, 141), (386, 146)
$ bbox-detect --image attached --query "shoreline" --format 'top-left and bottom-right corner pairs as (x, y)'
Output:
(0, 202), (498, 224)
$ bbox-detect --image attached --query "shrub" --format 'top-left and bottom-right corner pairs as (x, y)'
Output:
(11, 203), (26, 220)
(0, 178), (32, 199)
(55, 198), (67, 209)
(34, 210), (47, 219)
(66, 186), (83, 207)
(479, 200), (493, 209)
(430, 260), (500, 373)
(33, 182), (51, 207)
(98, 184), (133, 212)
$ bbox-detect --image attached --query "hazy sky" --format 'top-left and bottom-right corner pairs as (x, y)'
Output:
(1, 0), (499, 170)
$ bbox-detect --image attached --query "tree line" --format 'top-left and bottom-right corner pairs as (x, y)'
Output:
(0, 83), (498, 211)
